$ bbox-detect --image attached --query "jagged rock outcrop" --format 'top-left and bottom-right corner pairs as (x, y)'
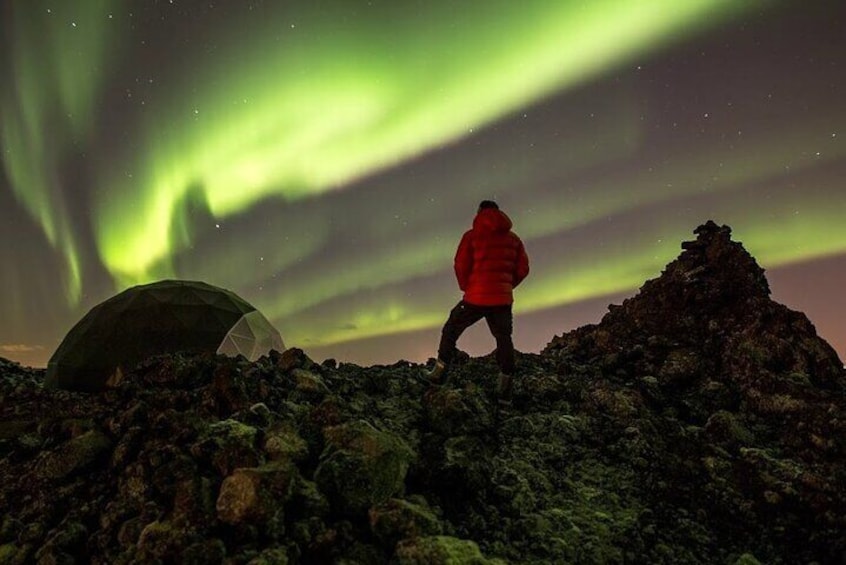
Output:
(0, 222), (844, 564)
(545, 221), (843, 391)
(542, 220), (846, 561)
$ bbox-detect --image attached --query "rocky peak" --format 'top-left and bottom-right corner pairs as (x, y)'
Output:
(545, 221), (844, 393)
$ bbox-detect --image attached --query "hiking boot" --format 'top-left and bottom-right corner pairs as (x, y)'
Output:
(497, 373), (513, 406)
(426, 359), (449, 385)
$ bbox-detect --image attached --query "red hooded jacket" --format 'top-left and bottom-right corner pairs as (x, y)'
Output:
(454, 208), (530, 306)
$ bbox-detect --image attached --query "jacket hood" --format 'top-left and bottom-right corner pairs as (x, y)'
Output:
(473, 208), (513, 233)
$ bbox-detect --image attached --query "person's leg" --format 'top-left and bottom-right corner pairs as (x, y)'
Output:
(437, 301), (485, 365)
(485, 304), (516, 405)
(484, 304), (515, 375)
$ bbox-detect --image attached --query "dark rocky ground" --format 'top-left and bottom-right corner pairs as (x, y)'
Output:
(1, 221), (845, 564)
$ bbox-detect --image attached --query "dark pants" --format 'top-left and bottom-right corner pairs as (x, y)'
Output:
(437, 301), (515, 375)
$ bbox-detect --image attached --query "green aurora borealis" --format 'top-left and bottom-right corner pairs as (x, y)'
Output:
(2, 0), (845, 367)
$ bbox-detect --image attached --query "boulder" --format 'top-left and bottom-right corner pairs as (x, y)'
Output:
(315, 420), (415, 516)
(35, 429), (112, 480)
(394, 535), (504, 564)
(369, 497), (442, 546)
(216, 460), (298, 525)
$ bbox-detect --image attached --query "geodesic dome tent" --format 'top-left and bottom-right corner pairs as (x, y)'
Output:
(46, 280), (285, 392)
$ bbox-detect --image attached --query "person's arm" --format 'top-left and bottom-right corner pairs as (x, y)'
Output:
(454, 232), (473, 291)
(513, 238), (529, 288)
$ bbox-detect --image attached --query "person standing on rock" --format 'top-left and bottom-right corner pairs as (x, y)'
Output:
(428, 200), (530, 405)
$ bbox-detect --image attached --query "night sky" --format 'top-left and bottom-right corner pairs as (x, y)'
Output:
(2, 0), (844, 369)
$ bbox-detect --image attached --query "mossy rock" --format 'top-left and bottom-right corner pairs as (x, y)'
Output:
(704, 410), (755, 449)
(262, 420), (309, 463)
(733, 553), (762, 565)
(0, 543), (27, 565)
(369, 497), (442, 546)
(191, 419), (261, 476)
(246, 547), (290, 564)
(315, 420), (415, 516)
(216, 460), (298, 525)
(394, 535), (505, 564)
(180, 538), (227, 564)
(423, 387), (494, 436)
(136, 520), (184, 560)
(35, 429), (112, 480)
